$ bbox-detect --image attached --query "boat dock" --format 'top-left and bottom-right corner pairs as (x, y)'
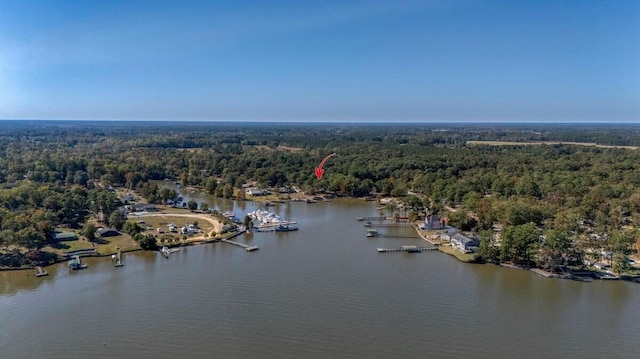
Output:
(357, 216), (387, 221)
(366, 229), (418, 239)
(377, 246), (438, 253)
(68, 255), (88, 270)
(113, 248), (124, 267)
(220, 239), (259, 252)
(364, 222), (412, 228)
(34, 266), (48, 277)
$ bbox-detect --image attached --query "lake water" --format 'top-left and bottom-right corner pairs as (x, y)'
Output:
(1, 189), (639, 359)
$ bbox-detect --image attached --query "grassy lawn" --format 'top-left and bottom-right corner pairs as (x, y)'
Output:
(438, 244), (476, 262)
(416, 229), (449, 245)
(135, 215), (214, 233)
(46, 234), (140, 257)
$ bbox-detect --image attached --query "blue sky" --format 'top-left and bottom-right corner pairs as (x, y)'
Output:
(0, 0), (638, 122)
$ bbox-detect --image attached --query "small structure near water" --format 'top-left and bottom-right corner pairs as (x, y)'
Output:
(68, 255), (88, 270)
(34, 266), (48, 277)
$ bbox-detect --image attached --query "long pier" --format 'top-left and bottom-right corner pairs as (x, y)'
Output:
(220, 238), (259, 251)
(366, 229), (419, 239)
(358, 216), (387, 221)
(364, 223), (412, 228)
(377, 246), (438, 253)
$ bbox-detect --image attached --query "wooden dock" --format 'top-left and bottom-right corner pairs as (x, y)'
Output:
(377, 246), (438, 253)
(366, 229), (419, 239)
(364, 223), (412, 228)
(358, 216), (387, 221)
(34, 266), (48, 277)
(220, 239), (259, 252)
(113, 248), (124, 267)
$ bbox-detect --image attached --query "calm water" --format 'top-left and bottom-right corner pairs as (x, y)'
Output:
(1, 192), (639, 359)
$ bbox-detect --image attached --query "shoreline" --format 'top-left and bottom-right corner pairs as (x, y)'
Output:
(1, 219), (246, 273)
(412, 224), (640, 283)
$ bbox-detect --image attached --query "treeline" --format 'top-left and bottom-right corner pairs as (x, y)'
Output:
(1, 121), (639, 271)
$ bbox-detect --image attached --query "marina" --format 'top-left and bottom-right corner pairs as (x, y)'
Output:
(249, 208), (299, 233)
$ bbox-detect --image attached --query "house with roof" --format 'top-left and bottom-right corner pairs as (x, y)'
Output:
(97, 228), (120, 237)
(54, 230), (78, 242)
(245, 188), (266, 196)
(419, 215), (442, 230)
(450, 233), (480, 253)
(132, 203), (157, 212)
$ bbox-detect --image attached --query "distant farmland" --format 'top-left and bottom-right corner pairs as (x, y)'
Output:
(466, 140), (640, 150)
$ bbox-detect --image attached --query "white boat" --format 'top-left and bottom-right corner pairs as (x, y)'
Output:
(248, 209), (297, 227)
(275, 224), (298, 232)
(160, 246), (171, 258)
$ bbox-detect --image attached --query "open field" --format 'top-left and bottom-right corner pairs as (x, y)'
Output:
(46, 233), (140, 257)
(466, 140), (640, 150)
(252, 145), (305, 152)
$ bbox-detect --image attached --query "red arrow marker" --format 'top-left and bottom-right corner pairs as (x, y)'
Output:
(315, 153), (336, 180)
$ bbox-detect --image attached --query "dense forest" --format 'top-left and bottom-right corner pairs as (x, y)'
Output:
(1, 121), (639, 273)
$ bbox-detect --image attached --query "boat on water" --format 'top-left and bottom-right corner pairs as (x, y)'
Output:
(356, 217), (364, 221)
(68, 255), (88, 270)
(275, 224), (298, 232)
(34, 266), (48, 277)
(248, 209), (297, 227)
(366, 229), (378, 237)
(160, 246), (171, 258)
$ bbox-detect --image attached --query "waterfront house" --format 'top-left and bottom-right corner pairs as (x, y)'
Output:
(246, 188), (266, 196)
(419, 215), (442, 230)
(450, 233), (480, 253)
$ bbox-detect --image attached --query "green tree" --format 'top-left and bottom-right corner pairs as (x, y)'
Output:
(477, 229), (498, 262)
(204, 178), (218, 195)
(133, 233), (157, 250)
(188, 200), (198, 211)
(123, 220), (141, 236)
(500, 223), (540, 265)
(200, 202), (209, 212)
(82, 223), (97, 242)
(108, 211), (126, 231)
